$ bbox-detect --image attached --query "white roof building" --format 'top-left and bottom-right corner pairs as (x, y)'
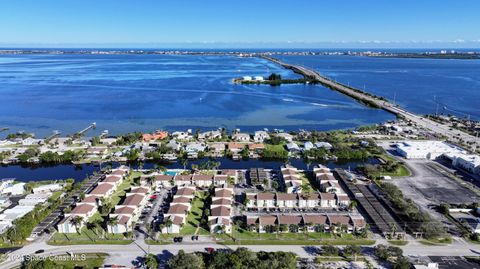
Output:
(32, 183), (63, 194)
(304, 142), (314, 151)
(1, 182), (26, 195)
(253, 131), (270, 142)
(395, 140), (466, 160)
(232, 133), (250, 142)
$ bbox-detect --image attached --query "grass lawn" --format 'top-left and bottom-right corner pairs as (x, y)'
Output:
(48, 228), (132, 245)
(51, 253), (108, 268)
(419, 237), (452, 246)
(388, 240), (408, 246)
(180, 191), (210, 235)
(221, 227), (374, 245)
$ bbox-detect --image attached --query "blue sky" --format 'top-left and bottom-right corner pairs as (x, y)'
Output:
(1, 0), (479, 48)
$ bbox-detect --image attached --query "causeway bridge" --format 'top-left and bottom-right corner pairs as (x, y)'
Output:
(261, 55), (479, 151)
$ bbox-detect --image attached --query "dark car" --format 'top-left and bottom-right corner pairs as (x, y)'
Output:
(35, 249), (45, 254)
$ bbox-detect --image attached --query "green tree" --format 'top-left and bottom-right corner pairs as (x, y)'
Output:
(145, 254), (159, 269)
(71, 216), (84, 234)
(167, 250), (205, 269)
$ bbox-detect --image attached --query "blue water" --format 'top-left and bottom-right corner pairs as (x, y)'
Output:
(277, 55), (480, 120)
(0, 157), (376, 182)
(0, 54), (392, 137)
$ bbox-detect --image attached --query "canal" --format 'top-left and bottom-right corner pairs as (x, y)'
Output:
(0, 157), (379, 182)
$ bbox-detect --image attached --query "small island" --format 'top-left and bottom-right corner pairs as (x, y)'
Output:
(233, 73), (316, 86)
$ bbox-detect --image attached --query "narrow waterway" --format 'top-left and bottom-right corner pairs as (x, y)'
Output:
(0, 157), (379, 182)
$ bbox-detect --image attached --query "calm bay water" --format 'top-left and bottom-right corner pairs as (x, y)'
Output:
(277, 55), (480, 119)
(0, 54), (392, 137)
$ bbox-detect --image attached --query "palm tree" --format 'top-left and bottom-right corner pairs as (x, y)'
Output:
(348, 200), (358, 212)
(71, 216), (84, 234)
(166, 218), (173, 234)
(390, 222), (397, 238)
(107, 216), (119, 234)
(181, 158), (188, 170)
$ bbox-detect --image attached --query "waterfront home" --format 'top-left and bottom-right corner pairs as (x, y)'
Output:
(254, 131), (270, 142)
(286, 142), (301, 153)
(173, 175), (192, 186)
(316, 173), (335, 185)
(21, 137), (42, 146)
(227, 142), (245, 153)
(185, 142), (206, 158)
(256, 192), (275, 208)
(304, 142), (314, 151)
(248, 143), (265, 153)
(142, 131), (168, 142)
(155, 175), (174, 188)
(198, 130), (222, 140)
(18, 193), (51, 206)
(192, 174), (214, 187)
(32, 183), (63, 194)
(166, 140), (182, 152)
(276, 133), (293, 142)
(242, 76), (252, 81)
(171, 131), (192, 140)
(86, 147), (108, 157)
(320, 192), (337, 208)
(315, 142), (333, 150)
(1, 182), (25, 195)
(208, 142), (226, 157)
(232, 133), (250, 142)
(214, 174), (229, 186)
(221, 169), (238, 180)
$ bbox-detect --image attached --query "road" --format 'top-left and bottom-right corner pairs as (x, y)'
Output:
(1, 237), (480, 268)
(262, 56), (480, 151)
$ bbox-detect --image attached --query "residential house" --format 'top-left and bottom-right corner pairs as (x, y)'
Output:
(173, 175), (192, 186)
(253, 131), (270, 142)
(232, 133), (250, 142)
(155, 175), (174, 188)
(192, 174), (214, 187)
(303, 215), (329, 232)
(259, 215), (277, 233)
(276, 193), (297, 208)
(278, 215), (303, 233)
(320, 193), (337, 208)
(256, 192), (275, 208)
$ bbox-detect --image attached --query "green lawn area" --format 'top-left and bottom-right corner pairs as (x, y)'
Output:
(372, 165), (410, 177)
(388, 240), (408, 246)
(220, 227), (375, 245)
(52, 253), (108, 268)
(48, 227), (132, 245)
(419, 237), (452, 246)
(180, 191), (210, 235)
(49, 190), (63, 201)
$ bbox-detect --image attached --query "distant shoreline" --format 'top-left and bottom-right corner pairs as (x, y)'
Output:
(0, 49), (479, 59)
